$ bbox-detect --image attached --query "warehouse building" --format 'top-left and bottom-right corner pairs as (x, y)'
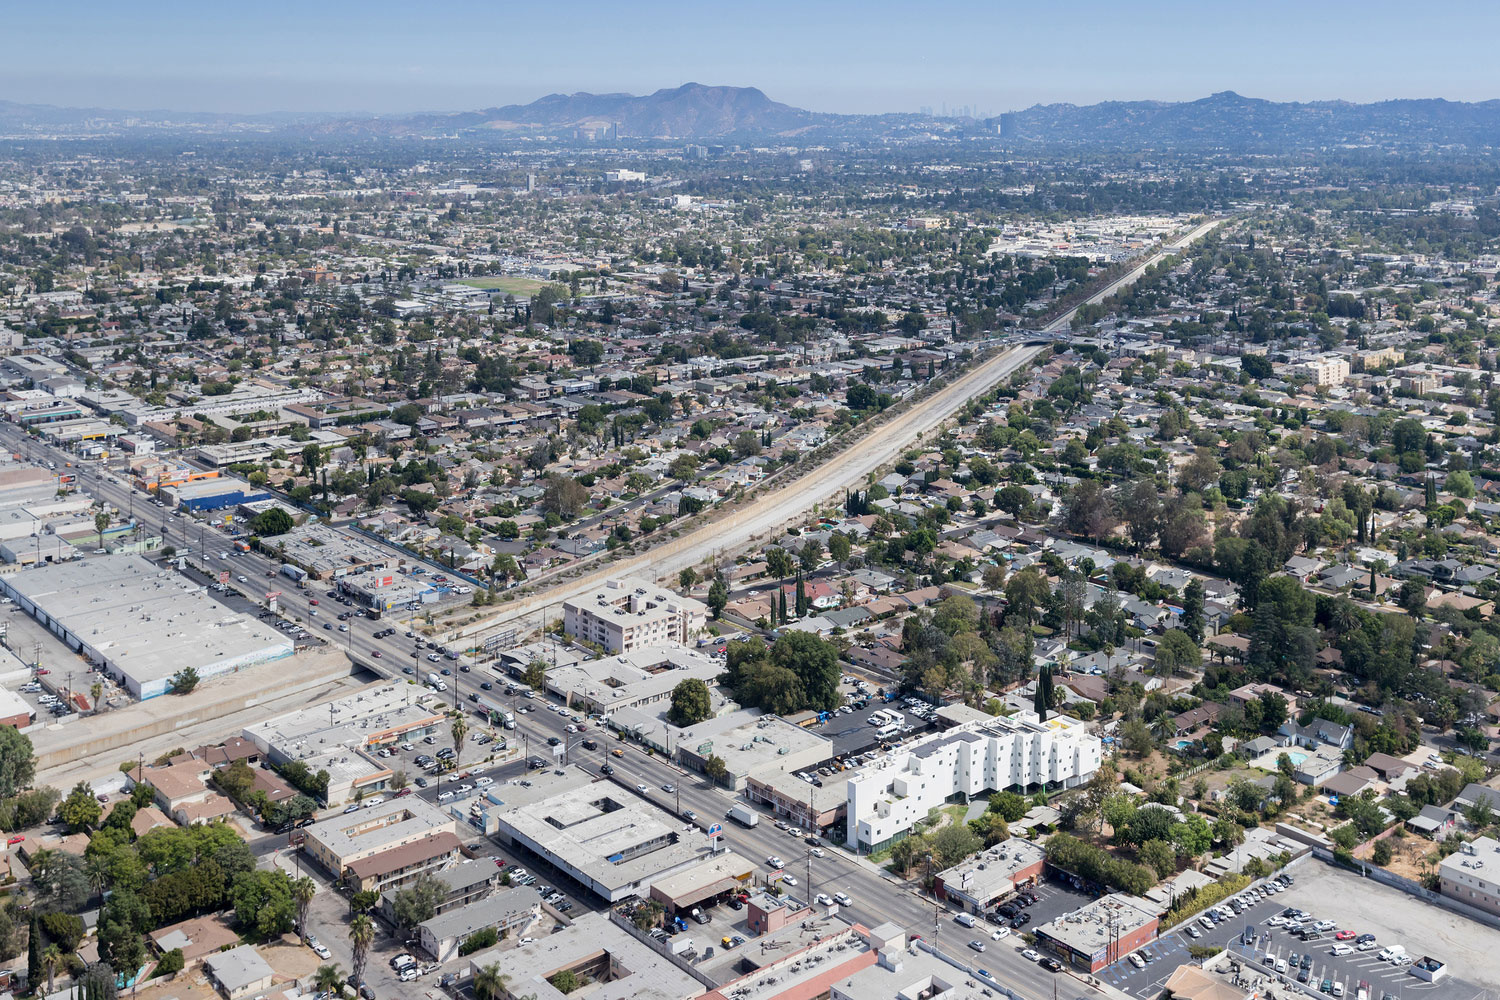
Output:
(165, 477), (271, 512)
(0, 554), (293, 699)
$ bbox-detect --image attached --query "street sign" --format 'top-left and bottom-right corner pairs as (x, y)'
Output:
(707, 823), (723, 838)
(551, 743), (565, 758)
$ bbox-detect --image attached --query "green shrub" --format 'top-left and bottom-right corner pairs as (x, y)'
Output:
(458, 927), (498, 956)
(1162, 873), (1251, 928)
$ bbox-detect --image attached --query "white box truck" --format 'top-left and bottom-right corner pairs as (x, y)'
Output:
(726, 803), (759, 827)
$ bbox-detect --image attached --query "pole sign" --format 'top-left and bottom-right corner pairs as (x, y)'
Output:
(707, 822), (723, 850)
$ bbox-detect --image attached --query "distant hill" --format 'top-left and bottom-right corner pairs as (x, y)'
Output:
(7, 87), (1500, 148)
(990, 91), (1500, 148)
(464, 83), (821, 138)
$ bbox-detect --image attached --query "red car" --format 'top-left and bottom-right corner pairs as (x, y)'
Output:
(6, 836), (23, 846)
(309, 599), (319, 605)
(1334, 930), (1356, 941)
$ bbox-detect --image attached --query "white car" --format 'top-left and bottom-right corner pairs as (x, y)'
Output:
(781, 875), (798, 886)
(1129, 954), (1146, 969)
(815, 893), (834, 906)
(809, 847), (825, 857)
(1022, 949), (1040, 962)
(833, 892), (852, 907)
(991, 927), (1011, 940)
(1330, 945), (1353, 956)
(475, 776), (493, 787)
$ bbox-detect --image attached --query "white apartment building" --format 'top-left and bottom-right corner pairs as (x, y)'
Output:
(1294, 355), (1350, 387)
(845, 712), (1102, 853)
(562, 577), (706, 653)
(1439, 836), (1500, 917)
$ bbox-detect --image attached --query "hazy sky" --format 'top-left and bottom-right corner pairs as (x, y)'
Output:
(7, 0), (1500, 115)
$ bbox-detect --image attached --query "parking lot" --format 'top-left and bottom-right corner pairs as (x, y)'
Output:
(1099, 864), (1498, 999)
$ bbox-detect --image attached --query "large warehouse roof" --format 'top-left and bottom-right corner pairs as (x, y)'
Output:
(2, 554), (291, 697)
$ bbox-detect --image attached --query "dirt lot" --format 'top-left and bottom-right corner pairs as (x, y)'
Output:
(1355, 830), (1439, 883)
(1279, 860), (1500, 990)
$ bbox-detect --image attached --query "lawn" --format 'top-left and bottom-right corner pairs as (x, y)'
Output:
(457, 275), (547, 295)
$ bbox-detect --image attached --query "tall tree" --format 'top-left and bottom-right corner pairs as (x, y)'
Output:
(292, 877), (316, 944)
(450, 715), (468, 768)
(349, 914), (374, 988)
(1034, 666), (1053, 721)
(26, 912), (39, 996)
(1181, 579), (1205, 642)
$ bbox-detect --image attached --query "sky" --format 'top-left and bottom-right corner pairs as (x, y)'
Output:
(7, 0), (1500, 116)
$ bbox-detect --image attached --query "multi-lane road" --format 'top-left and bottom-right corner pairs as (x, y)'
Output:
(442, 669), (1116, 1000)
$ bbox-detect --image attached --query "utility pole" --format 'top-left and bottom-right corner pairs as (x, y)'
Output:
(927, 853), (939, 948)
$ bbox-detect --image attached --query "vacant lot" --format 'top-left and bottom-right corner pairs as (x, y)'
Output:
(458, 275), (546, 295)
(1279, 861), (1500, 989)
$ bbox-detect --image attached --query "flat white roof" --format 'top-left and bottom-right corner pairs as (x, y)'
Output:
(3, 554), (291, 685)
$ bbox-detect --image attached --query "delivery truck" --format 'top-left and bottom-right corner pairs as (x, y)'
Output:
(725, 802), (759, 827)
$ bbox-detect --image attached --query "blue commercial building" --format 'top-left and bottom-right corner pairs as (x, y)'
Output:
(170, 478), (272, 512)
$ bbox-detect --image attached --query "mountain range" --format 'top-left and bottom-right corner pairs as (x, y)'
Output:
(6, 84), (1500, 148)
(991, 90), (1500, 148)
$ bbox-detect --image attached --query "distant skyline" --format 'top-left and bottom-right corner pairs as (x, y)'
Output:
(7, 0), (1500, 116)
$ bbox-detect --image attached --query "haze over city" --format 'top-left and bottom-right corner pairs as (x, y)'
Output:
(6, 0), (1500, 114)
(0, 7), (1499, 1000)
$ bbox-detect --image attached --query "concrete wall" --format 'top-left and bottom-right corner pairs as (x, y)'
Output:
(31, 649), (350, 772)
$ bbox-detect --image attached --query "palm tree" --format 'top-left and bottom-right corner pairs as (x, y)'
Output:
(473, 962), (509, 1000)
(42, 943), (61, 993)
(89, 681), (103, 713)
(315, 963), (344, 996)
(451, 715), (468, 768)
(292, 877), (316, 943)
(83, 852), (111, 901)
(349, 914), (374, 988)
